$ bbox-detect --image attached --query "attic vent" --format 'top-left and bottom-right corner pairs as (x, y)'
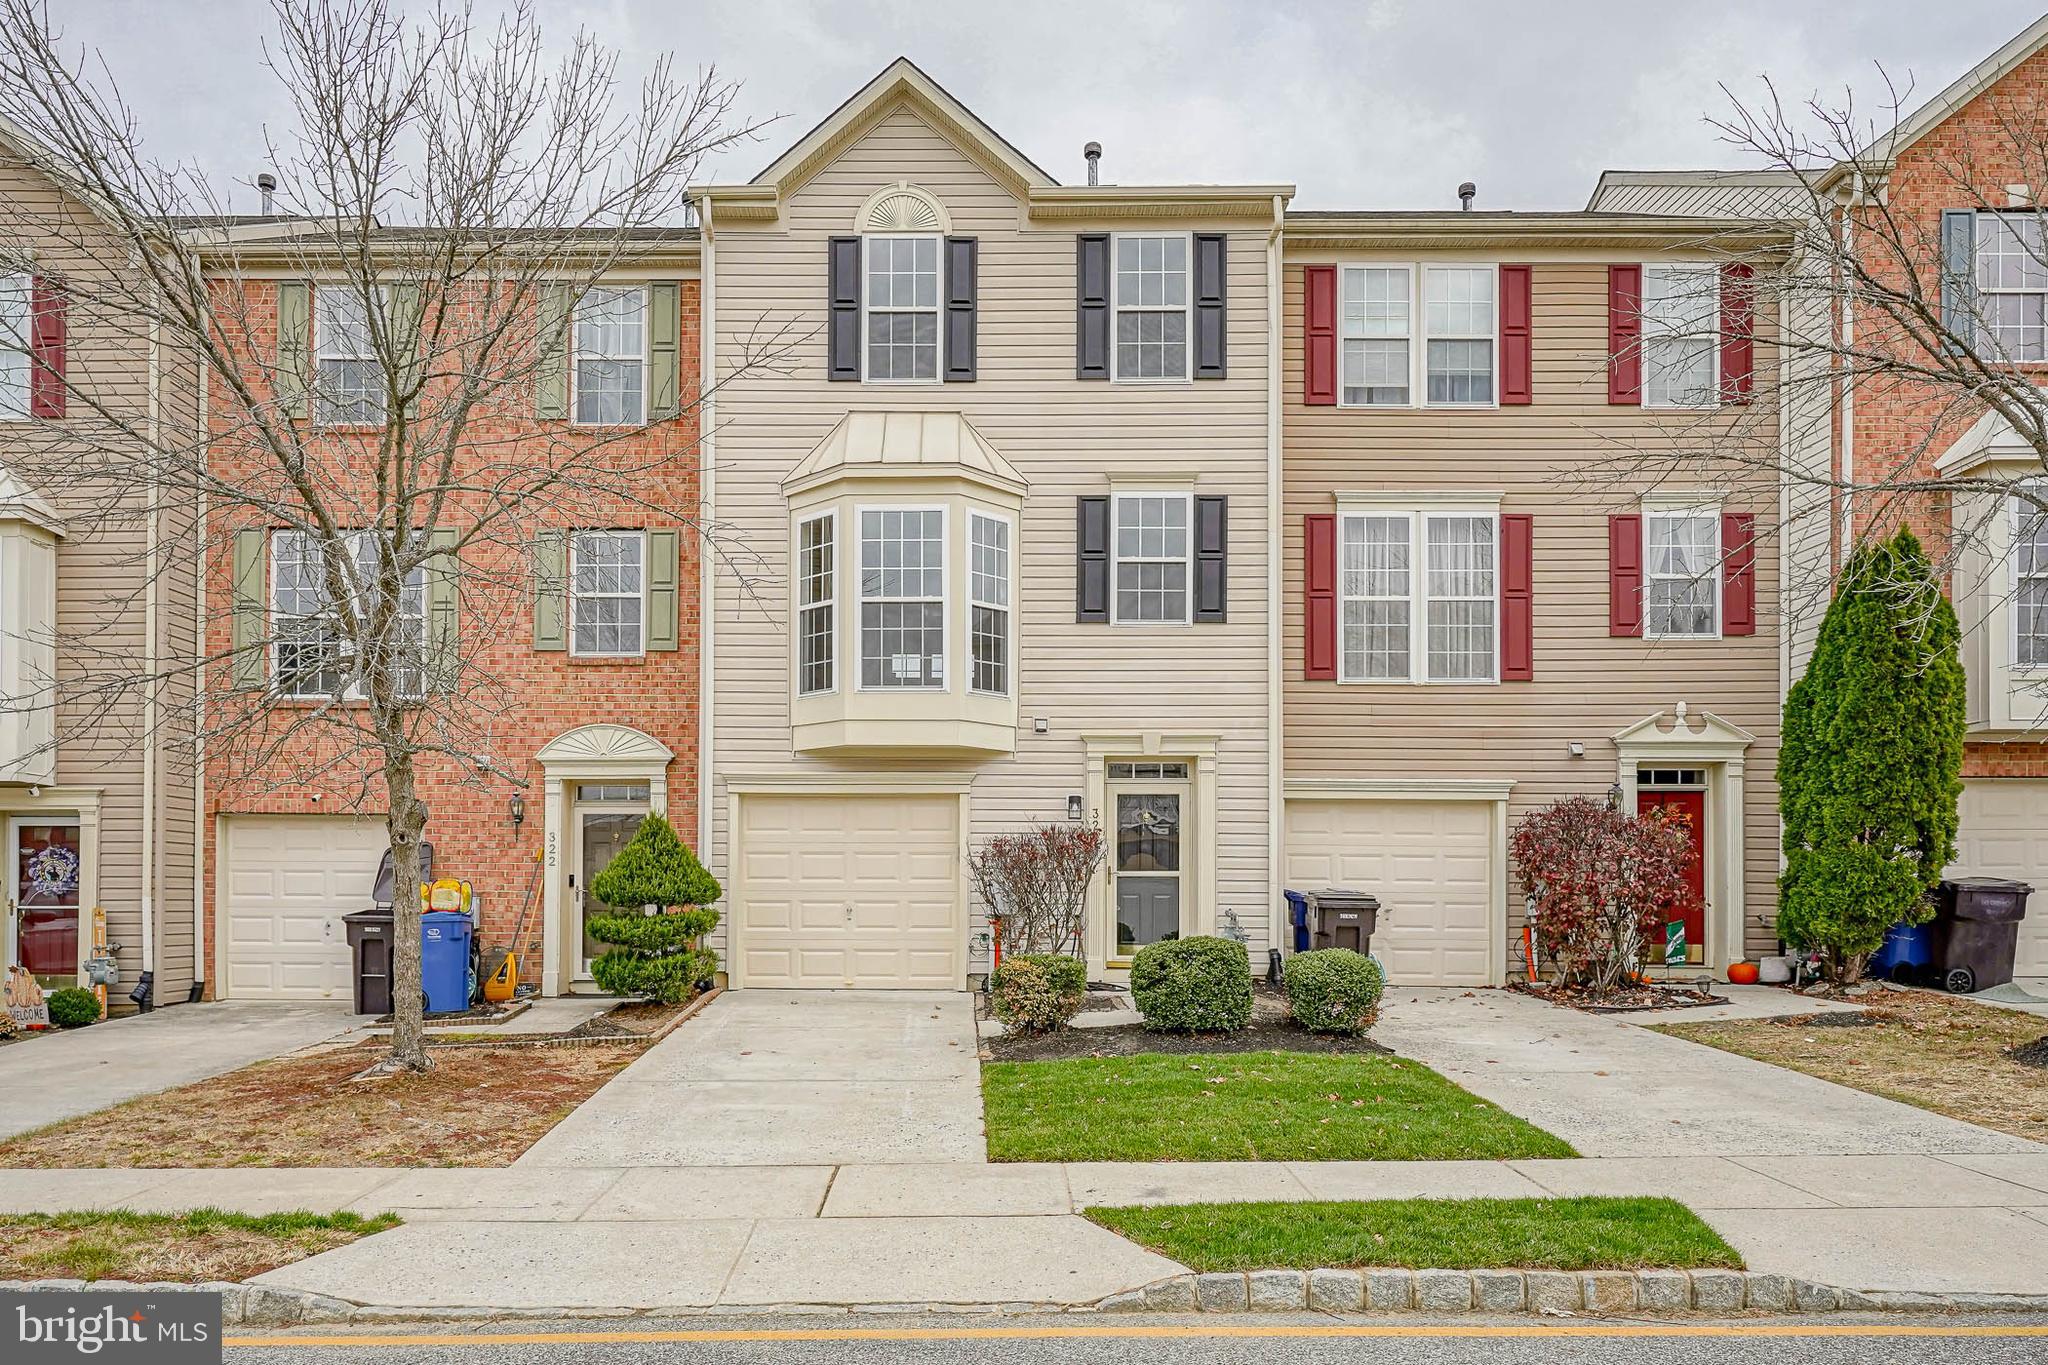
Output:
(858, 182), (949, 234)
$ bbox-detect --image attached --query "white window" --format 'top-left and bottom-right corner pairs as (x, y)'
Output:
(797, 512), (835, 694)
(1339, 266), (1411, 406)
(969, 511), (1011, 695)
(1641, 265), (1719, 408)
(1113, 234), (1190, 381)
(0, 274), (30, 418)
(1977, 215), (2048, 362)
(569, 530), (645, 657)
(863, 236), (940, 382)
(1643, 509), (1720, 638)
(574, 286), (647, 425)
(315, 287), (385, 426)
(859, 506), (945, 688)
(1338, 508), (1497, 683)
(270, 529), (424, 699)
(2017, 492), (2048, 670)
(1112, 493), (1192, 624)
(1423, 266), (1495, 405)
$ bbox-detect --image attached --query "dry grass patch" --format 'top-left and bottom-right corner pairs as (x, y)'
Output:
(1656, 988), (2048, 1144)
(0, 1042), (642, 1167)
(0, 1210), (397, 1282)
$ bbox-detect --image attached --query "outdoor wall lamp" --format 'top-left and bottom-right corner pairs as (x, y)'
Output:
(1606, 783), (1624, 811)
(509, 794), (527, 828)
(1067, 794), (1084, 822)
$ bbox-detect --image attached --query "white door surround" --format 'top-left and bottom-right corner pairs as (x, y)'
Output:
(1082, 735), (1219, 977)
(536, 723), (673, 997)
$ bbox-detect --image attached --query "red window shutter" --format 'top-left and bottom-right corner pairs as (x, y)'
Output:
(1609, 514), (1643, 637)
(1607, 264), (1641, 405)
(1303, 265), (1337, 406)
(1722, 511), (1756, 636)
(1500, 265), (1533, 405)
(1500, 513), (1533, 680)
(29, 277), (65, 419)
(1720, 263), (1754, 404)
(1304, 513), (1337, 679)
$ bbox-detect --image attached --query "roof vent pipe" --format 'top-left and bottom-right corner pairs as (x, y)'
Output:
(257, 172), (277, 214)
(1084, 142), (1101, 187)
(1458, 181), (1476, 211)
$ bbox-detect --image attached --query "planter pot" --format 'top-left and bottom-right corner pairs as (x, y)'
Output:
(1726, 961), (1760, 985)
(1758, 954), (1793, 985)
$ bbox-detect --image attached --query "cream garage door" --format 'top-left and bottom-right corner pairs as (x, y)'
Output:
(1951, 780), (2048, 978)
(222, 816), (388, 1001)
(736, 794), (962, 989)
(1285, 799), (1495, 986)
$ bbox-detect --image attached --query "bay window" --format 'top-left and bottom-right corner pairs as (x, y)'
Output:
(2017, 493), (2048, 670)
(797, 512), (836, 694)
(969, 511), (1010, 695)
(859, 506), (946, 688)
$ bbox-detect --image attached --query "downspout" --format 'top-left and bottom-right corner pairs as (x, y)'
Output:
(1265, 195), (1285, 965)
(695, 197), (716, 863)
(192, 342), (208, 995)
(1839, 177), (1860, 564)
(139, 309), (160, 981)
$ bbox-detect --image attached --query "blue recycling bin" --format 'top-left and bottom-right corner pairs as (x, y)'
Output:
(1284, 890), (1310, 953)
(421, 910), (473, 1014)
(1869, 919), (1932, 982)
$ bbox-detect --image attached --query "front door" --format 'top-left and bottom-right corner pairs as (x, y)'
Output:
(1637, 787), (1707, 963)
(9, 818), (81, 984)
(1110, 787), (1187, 960)
(570, 784), (649, 980)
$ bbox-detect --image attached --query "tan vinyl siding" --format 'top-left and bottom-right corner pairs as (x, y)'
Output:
(1280, 258), (1785, 962)
(708, 103), (1275, 970)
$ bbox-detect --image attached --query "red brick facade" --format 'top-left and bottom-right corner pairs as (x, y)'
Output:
(201, 277), (702, 992)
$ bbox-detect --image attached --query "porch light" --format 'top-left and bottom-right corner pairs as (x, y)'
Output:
(1606, 783), (1624, 811)
(1067, 794), (1084, 822)
(509, 794), (526, 828)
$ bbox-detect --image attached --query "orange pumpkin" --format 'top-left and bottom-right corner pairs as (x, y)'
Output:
(1727, 961), (1760, 985)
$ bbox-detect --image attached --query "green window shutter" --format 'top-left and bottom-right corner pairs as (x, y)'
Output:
(387, 282), (424, 399)
(537, 283), (571, 419)
(231, 528), (267, 689)
(647, 528), (680, 651)
(648, 281), (680, 421)
(275, 281), (310, 419)
(533, 528), (567, 650)
(426, 526), (459, 688)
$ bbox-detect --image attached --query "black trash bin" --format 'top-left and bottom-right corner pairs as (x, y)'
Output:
(342, 908), (395, 1016)
(1306, 889), (1380, 954)
(1928, 877), (2034, 994)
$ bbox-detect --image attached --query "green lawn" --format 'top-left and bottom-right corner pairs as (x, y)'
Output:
(980, 1052), (1575, 1161)
(1086, 1197), (1742, 1272)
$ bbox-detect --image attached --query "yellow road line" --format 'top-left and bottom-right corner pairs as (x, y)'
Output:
(227, 1322), (2048, 1349)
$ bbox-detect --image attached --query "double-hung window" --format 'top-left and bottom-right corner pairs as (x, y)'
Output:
(315, 287), (385, 426)
(1112, 493), (1191, 624)
(2017, 491), (2048, 670)
(797, 512), (836, 694)
(569, 530), (645, 657)
(1976, 214), (2048, 362)
(1338, 508), (1497, 682)
(1423, 267), (1495, 405)
(574, 287), (647, 425)
(859, 507), (945, 688)
(271, 529), (424, 698)
(863, 236), (940, 381)
(1113, 234), (1190, 380)
(1339, 266), (1411, 406)
(1641, 265), (1719, 407)
(1643, 508), (1720, 638)
(0, 274), (30, 417)
(969, 511), (1011, 695)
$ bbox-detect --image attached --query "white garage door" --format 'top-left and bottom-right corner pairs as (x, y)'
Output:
(1285, 799), (1495, 986)
(221, 816), (388, 1001)
(1951, 780), (2048, 978)
(735, 794), (961, 989)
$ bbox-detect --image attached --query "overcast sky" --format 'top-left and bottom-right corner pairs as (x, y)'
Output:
(56, 0), (2045, 211)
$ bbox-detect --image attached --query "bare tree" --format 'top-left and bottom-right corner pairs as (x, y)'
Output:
(0, 0), (784, 1069)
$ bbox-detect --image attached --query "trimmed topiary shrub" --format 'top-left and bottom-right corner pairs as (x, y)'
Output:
(586, 813), (723, 1004)
(1130, 935), (1251, 1033)
(989, 953), (1087, 1033)
(46, 987), (101, 1029)
(1284, 949), (1385, 1035)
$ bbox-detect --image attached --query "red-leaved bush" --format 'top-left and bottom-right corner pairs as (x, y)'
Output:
(1510, 796), (1702, 998)
(966, 823), (1106, 958)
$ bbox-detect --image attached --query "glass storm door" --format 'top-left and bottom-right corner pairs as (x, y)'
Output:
(1112, 791), (1184, 958)
(571, 784), (649, 978)
(11, 818), (81, 982)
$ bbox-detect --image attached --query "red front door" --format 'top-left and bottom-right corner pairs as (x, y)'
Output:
(1637, 789), (1706, 962)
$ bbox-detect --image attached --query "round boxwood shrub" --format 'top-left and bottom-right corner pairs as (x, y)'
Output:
(46, 987), (102, 1029)
(1284, 948), (1385, 1035)
(988, 953), (1087, 1034)
(1130, 935), (1251, 1033)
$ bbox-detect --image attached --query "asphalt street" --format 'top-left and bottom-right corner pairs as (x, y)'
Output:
(224, 1313), (2048, 1365)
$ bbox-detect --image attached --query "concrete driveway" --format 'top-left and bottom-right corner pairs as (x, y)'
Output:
(0, 1001), (358, 1140)
(517, 990), (985, 1167)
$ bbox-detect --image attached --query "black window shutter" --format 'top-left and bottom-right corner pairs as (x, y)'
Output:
(1076, 234), (1110, 379)
(1194, 495), (1228, 621)
(828, 236), (860, 381)
(944, 236), (977, 382)
(1077, 495), (1110, 621)
(1193, 233), (1227, 379)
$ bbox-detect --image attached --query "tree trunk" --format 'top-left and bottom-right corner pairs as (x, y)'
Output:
(383, 753), (432, 1072)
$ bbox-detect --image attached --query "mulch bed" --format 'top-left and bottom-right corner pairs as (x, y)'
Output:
(1513, 981), (1727, 1014)
(2009, 1035), (2048, 1069)
(564, 999), (693, 1039)
(983, 983), (1390, 1061)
